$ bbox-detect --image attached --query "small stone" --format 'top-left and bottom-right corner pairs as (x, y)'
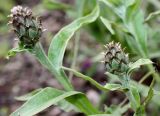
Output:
(86, 89), (100, 106)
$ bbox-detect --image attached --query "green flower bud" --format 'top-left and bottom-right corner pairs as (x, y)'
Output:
(104, 42), (129, 75)
(9, 6), (42, 49)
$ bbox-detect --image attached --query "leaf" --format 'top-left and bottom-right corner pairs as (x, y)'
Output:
(125, 0), (141, 23)
(99, 0), (126, 19)
(128, 86), (140, 110)
(48, 4), (99, 69)
(15, 89), (42, 101)
(62, 66), (122, 92)
(33, 43), (73, 91)
(145, 10), (160, 22)
(100, 17), (115, 35)
(105, 72), (120, 82)
(101, 0), (148, 57)
(7, 47), (27, 59)
(15, 88), (79, 112)
(89, 114), (111, 116)
(89, 104), (130, 116)
(104, 83), (122, 91)
(143, 88), (153, 106)
(143, 78), (154, 107)
(128, 11), (148, 57)
(100, 0), (136, 20)
(42, 0), (72, 10)
(131, 80), (160, 106)
(128, 58), (153, 73)
(125, 1), (148, 57)
(134, 105), (145, 116)
(11, 87), (100, 116)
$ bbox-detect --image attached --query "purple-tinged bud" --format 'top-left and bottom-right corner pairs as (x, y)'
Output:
(103, 42), (129, 75)
(9, 6), (42, 49)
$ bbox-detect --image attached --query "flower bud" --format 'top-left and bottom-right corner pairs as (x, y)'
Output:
(104, 42), (129, 75)
(9, 6), (42, 49)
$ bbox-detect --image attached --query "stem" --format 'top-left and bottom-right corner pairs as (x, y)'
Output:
(98, 92), (108, 108)
(63, 66), (109, 92)
(139, 71), (154, 84)
(121, 75), (140, 111)
(142, 77), (155, 106)
(69, 0), (85, 80)
(119, 71), (154, 107)
(119, 98), (128, 107)
(147, 65), (160, 83)
(32, 43), (73, 91)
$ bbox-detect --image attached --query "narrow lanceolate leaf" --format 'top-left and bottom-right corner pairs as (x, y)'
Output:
(48, 4), (99, 69)
(33, 43), (73, 91)
(145, 10), (160, 22)
(14, 88), (79, 112)
(125, 0), (148, 57)
(15, 89), (42, 101)
(11, 87), (100, 116)
(128, 58), (153, 73)
(100, 17), (115, 35)
(42, 0), (72, 10)
(101, 0), (148, 57)
(104, 83), (122, 91)
(128, 11), (148, 57)
(134, 105), (145, 116)
(128, 86), (140, 110)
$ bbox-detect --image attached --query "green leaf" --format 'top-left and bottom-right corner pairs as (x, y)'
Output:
(42, 0), (72, 10)
(134, 105), (145, 116)
(100, 0), (136, 20)
(104, 83), (122, 91)
(62, 66), (120, 92)
(11, 87), (100, 116)
(105, 104), (130, 116)
(128, 11), (148, 57)
(143, 88), (153, 106)
(89, 114), (112, 116)
(128, 58), (153, 73)
(48, 3), (99, 69)
(143, 78), (154, 107)
(128, 86), (140, 110)
(125, 0), (141, 23)
(89, 104), (130, 116)
(7, 47), (27, 59)
(105, 72), (120, 82)
(100, 17), (115, 35)
(101, 0), (148, 57)
(33, 43), (73, 91)
(145, 10), (160, 23)
(15, 88), (79, 112)
(15, 89), (42, 101)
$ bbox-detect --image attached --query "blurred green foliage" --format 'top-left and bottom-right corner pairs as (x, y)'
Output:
(0, 0), (14, 33)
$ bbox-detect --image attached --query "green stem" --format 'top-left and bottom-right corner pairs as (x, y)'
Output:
(121, 75), (140, 111)
(139, 71), (154, 84)
(147, 65), (160, 83)
(32, 43), (73, 91)
(69, 0), (85, 80)
(119, 71), (154, 107)
(63, 66), (109, 92)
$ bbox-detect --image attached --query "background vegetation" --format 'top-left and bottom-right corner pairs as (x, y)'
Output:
(1, 0), (160, 115)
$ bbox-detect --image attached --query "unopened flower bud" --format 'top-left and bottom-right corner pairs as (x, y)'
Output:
(9, 6), (42, 49)
(103, 42), (129, 75)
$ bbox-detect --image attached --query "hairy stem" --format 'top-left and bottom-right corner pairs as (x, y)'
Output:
(32, 43), (73, 91)
(69, 0), (85, 80)
(63, 66), (109, 92)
